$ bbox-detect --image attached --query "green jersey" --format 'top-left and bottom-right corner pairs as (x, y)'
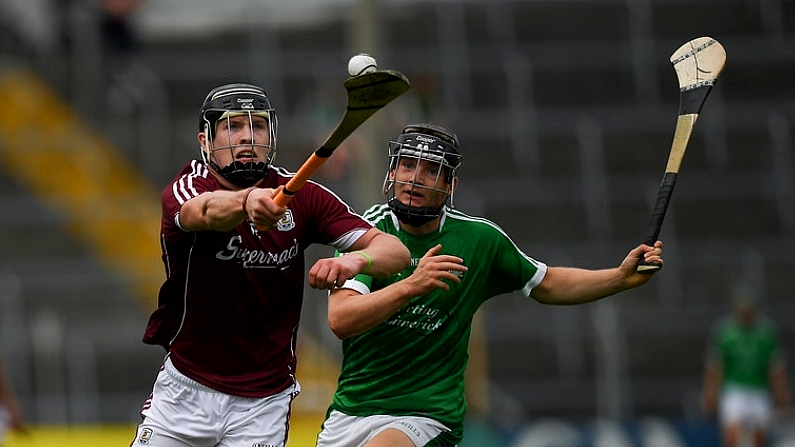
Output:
(329, 204), (547, 444)
(708, 315), (782, 390)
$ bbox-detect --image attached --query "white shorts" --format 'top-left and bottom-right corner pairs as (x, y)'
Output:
(131, 356), (300, 447)
(315, 409), (453, 447)
(720, 385), (773, 429)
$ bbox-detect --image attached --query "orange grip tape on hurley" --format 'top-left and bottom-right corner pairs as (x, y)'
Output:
(273, 153), (328, 207)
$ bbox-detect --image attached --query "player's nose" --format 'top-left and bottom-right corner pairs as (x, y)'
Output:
(238, 122), (256, 143)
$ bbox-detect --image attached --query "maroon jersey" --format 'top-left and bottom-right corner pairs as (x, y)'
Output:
(143, 160), (371, 397)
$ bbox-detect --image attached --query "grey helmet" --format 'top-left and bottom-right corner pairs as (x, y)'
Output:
(383, 123), (463, 226)
(199, 83), (277, 187)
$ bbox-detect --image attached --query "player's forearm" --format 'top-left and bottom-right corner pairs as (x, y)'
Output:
(532, 266), (626, 305)
(701, 365), (722, 412)
(349, 231), (410, 278)
(771, 368), (792, 407)
(328, 281), (416, 339)
(180, 190), (247, 231)
(703, 365), (722, 395)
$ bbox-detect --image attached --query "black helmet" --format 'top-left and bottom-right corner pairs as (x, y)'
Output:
(383, 123), (464, 226)
(199, 83), (278, 187)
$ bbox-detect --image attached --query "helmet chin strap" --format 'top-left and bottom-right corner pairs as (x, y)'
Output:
(388, 197), (444, 227)
(211, 159), (268, 188)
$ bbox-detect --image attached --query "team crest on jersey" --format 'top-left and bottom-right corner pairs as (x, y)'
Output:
(276, 209), (295, 231)
(136, 428), (153, 445)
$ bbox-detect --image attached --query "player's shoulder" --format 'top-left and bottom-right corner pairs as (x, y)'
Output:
(164, 160), (215, 200)
(755, 315), (780, 335)
(443, 208), (507, 234)
(172, 159), (210, 181)
(270, 165), (298, 188)
(362, 203), (395, 227)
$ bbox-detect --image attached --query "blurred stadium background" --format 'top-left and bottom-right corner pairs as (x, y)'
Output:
(0, 0), (794, 446)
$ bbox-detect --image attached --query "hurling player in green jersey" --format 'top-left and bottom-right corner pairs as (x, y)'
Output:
(314, 123), (664, 447)
(702, 289), (791, 447)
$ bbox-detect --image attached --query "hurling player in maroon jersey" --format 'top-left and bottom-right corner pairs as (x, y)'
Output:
(131, 83), (409, 447)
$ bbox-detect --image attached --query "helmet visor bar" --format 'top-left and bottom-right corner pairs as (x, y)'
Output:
(207, 110), (272, 151)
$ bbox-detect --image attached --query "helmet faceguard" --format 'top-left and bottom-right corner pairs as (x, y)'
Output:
(383, 123), (463, 226)
(199, 83), (278, 187)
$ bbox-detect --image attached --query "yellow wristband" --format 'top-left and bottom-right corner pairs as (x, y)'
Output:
(351, 250), (372, 274)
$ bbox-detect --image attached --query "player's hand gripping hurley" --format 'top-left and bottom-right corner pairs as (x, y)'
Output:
(637, 37), (726, 273)
(259, 70), (409, 231)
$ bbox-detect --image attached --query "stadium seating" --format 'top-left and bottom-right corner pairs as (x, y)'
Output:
(0, 0), (792, 437)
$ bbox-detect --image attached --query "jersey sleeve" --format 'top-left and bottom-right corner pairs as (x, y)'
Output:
(762, 318), (786, 367)
(477, 220), (547, 297)
(162, 160), (214, 237)
(304, 181), (372, 250)
(332, 250), (374, 295)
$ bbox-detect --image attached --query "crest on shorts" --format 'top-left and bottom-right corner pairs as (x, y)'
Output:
(137, 428), (153, 445)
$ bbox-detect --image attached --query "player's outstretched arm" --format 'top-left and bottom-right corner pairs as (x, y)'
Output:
(180, 186), (286, 231)
(772, 363), (792, 409)
(701, 361), (722, 415)
(326, 244), (466, 339)
(308, 228), (410, 290)
(531, 241), (663, 305)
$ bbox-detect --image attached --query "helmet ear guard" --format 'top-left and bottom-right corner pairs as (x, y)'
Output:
(199, 83), (278, 187)
(384, 123), (464, 226)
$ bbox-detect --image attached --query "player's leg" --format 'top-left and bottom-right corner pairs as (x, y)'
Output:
(719, 388), (745, 447)
(365, 415), (453, 447)
(218, 382), (300, 447)
(750, 428), (766, 447)
(131, 358), (221, 447)
(747, 390), (773, 447)
(315, 410), (372, 447)
(721, 423), (742, 447)
(363, 428), (414, 447)
(315, 411), (453, 447)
